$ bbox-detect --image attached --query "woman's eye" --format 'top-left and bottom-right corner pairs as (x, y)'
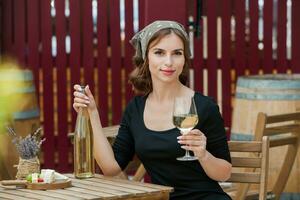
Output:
(174, 51), (183, 56)
(154, 51), (163, 55)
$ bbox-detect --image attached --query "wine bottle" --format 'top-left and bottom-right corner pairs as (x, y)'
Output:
(74, 86), (95, 178)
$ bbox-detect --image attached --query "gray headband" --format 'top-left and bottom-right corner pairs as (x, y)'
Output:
(130, 20), (191, 60)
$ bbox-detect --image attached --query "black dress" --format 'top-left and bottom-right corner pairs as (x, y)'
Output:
(112, 92), (232, 200)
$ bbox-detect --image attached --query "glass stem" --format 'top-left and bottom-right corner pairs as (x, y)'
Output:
(185, 150), (191, 157)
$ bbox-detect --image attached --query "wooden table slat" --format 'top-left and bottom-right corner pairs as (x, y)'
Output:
(71, 181), (129, 196)
(66, 185), (120, 198)
(0, 192), (31, 200)
(0, 189), (52, 200)
(94, 174), (173, 191)
(19, 188), (84, 200)
(0, 187), (33, 200)
(66, 173), (172, 192)
(70, 177), (143, 194)
(50, 188), (101, 199)
(87, 178), (157, 193)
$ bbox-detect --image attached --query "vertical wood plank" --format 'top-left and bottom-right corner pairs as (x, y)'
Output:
(263, 0), (273, 73)
(109, 0), (122, 124)
(249, 0), (260, 74)
(97, 0), (109, 126)
(41, 0), (55, 168)
(27, 0), (40, 97)
(192, 0), (203, 93)
(277, 0), (287, 73)
(3, 0), (13, 54)
(69, 0), (81, 127)
(14, 0), (26, 66)
(82, 0), (94, 91)
(276, 0), (288, 73)
(56, 0), (69, 172)
(234, 0), (246, 77)
(124, 0), (134, 103)
(143, 0), (187, 26)
(206, 0), (218, 99)
(221, 0), (232, 136)
(291, 0), (300, 73)
(138, 0), (145, 29)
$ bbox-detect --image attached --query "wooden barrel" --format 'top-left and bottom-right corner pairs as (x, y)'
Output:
(0, 69), (40, 180)
(231, 74), (300, 199)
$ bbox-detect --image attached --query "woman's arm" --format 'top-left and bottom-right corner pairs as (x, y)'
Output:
(197, 149), (232, 181)
(178, 100), (232, 182)
(73, 85), (122, 176)
(178, 130), (232, 181)
(89, 109), (122, 176)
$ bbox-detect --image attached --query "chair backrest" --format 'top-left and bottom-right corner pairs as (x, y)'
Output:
(235, 112), (300, 200)
(227, 136), (270, 200)
(254, 112), (300, 199)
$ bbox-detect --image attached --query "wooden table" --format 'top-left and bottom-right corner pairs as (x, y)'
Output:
(0, 174), (173, 200)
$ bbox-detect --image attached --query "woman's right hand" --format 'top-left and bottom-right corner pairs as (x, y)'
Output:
(73, 84), (97, 113)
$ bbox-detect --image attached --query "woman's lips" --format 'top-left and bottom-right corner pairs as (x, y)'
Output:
(160, 69), (175, 76)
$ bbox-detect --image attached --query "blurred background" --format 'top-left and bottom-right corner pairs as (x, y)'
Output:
(0, 0), (300, 198)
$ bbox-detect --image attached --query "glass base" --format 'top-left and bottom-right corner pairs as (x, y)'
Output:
(176, 156), (198, 161)
(75, 172), (94, 179)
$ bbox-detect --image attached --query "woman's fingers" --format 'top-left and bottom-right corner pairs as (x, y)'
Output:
(74, 91), (89, 100)
(73, 102), (87, 111)
(74, 96), (90, 104)
(74, 84), (81, 91)
(177, 129), (206, 147)
(178, 138), (205, 146)
(84, 85), (93, 98)
(73, 84), (92, 112)
(178, 133), (206, 141)
(177, 129), (208, 160)
(181, 144), (206, 151)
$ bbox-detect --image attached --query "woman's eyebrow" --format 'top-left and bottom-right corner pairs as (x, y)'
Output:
(151, 48), (183, 51)
(173, 49), (184, 51)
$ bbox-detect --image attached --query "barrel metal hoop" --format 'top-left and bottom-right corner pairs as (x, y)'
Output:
(235, 93), (300, 100)
(13, 86), (36, 93)
(238, 75), (300, 89)
(0, 70), (33, 81)
(13, 108), (40, 120)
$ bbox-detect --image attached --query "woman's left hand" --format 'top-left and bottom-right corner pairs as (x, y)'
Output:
(177, 129), (207, 161)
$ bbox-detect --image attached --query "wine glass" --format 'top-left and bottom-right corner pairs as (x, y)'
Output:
(173, 96), (199, 161)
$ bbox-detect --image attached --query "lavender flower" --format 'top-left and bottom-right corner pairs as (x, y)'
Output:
(7, 127), (46, 159)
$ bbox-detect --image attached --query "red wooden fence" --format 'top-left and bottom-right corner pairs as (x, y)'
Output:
(1, 0), (300, 173)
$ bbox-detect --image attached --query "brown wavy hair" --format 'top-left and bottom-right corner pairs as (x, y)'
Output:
(129, 28), (191, 95)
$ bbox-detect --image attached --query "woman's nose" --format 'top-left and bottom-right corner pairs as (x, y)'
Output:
(164, 55), (173, 66)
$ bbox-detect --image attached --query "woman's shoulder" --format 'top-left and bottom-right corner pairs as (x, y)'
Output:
(193, 91), (220, 119)
(194, 91), (217, 107)
(124, 95), (146, 112)
(128, 95), (145, 105)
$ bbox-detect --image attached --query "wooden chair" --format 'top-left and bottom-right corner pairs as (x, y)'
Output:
(234, 112), (300, 200)
(226, 136), (270, 200)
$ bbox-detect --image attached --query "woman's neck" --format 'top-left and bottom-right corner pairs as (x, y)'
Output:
(150, 81), (183, 102)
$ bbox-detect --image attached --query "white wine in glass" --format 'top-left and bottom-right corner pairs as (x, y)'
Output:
(173, 96), (199, 161)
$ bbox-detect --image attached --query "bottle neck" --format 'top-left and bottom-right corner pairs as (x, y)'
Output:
(78, 107), (89, 117)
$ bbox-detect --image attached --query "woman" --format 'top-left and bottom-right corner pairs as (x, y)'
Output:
(73, 20), (232, 200)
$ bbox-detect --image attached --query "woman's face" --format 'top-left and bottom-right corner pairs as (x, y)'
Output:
(147, 32), (185, 84)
